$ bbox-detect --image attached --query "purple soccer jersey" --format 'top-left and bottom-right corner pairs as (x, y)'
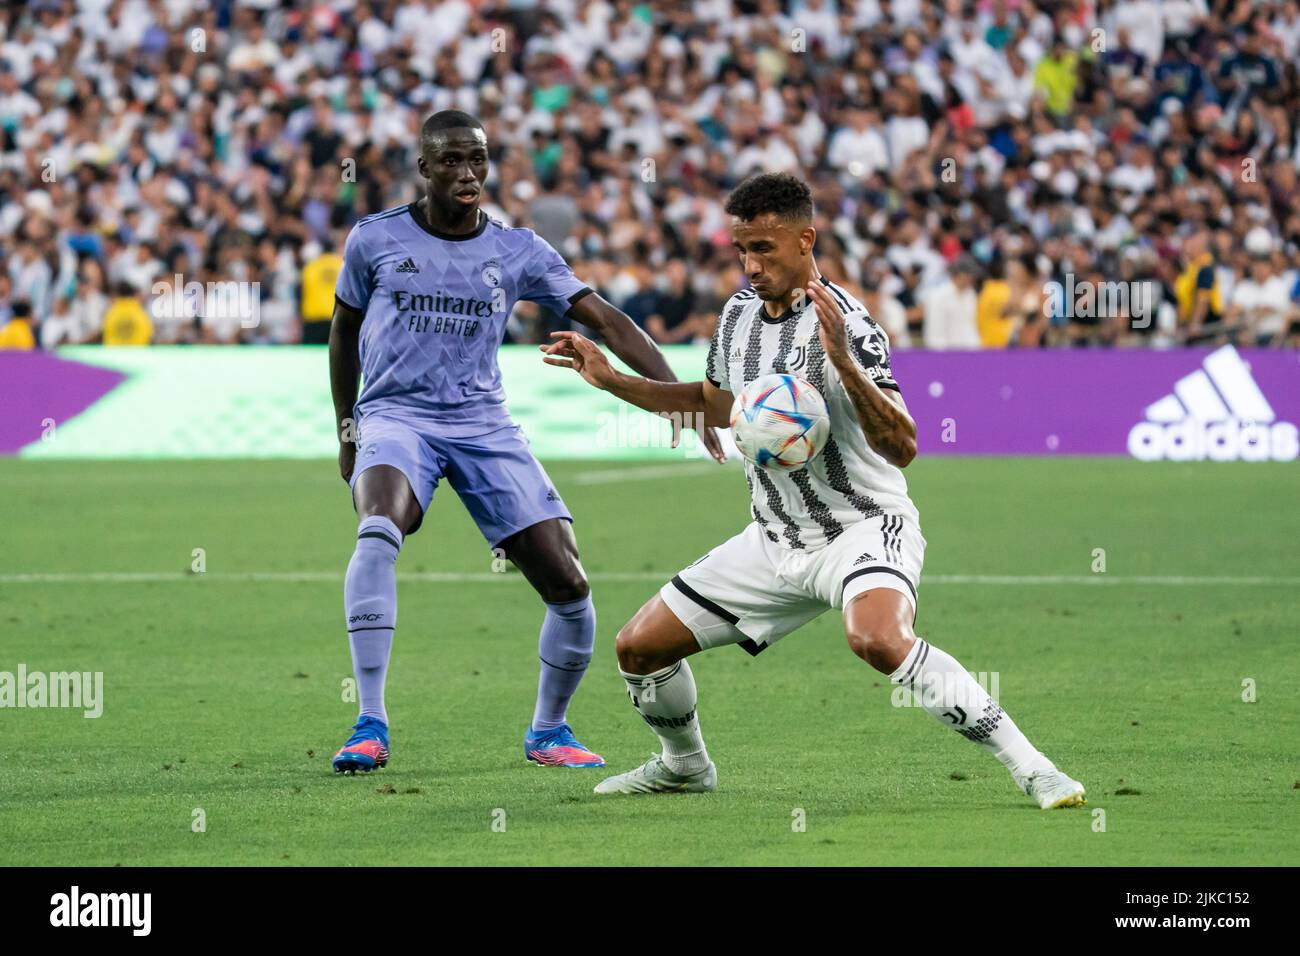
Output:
(336, 202), (590, 436)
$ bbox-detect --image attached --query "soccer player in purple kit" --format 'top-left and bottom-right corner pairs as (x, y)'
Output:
(327, 110), (723, 774)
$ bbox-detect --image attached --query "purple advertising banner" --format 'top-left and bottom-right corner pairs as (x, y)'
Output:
(893, 346), (1300, 459)
(1, 345), (1296, 459)
(0, 352), (124, 455)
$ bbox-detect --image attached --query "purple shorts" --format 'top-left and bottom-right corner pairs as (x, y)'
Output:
(349, 413), (571, 547)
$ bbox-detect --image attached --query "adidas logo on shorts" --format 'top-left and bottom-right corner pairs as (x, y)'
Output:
(394, 257), (420, 274)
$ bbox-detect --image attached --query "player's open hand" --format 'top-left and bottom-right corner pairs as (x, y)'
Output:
(541, 331), (618, 390)
(698, 425), (727, 463)
(807, 281), (850, 367)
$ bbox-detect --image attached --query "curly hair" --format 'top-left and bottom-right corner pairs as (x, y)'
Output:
(723, 173), (813, 224)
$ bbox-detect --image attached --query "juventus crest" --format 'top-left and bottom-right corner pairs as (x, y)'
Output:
(786, 344), (807, 372)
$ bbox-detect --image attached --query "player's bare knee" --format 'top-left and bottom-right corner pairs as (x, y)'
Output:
(615, 619), (668, 675)
(540, 568), (589, 605)
(846, 620), (915, 672)
(353, 467), (420, 533)
(614, 621), (645, 673)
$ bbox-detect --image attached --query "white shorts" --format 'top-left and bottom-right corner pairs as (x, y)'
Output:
(660, 514), (926, 656)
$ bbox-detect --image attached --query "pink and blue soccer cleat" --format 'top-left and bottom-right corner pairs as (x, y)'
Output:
(524, 723), (605, 768)
(332, 715), (390, 774)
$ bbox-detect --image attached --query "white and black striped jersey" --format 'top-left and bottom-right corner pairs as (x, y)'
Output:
(705, 278), (920, 551)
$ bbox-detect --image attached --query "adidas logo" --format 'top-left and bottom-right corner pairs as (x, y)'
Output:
(1128, 346), (1298, 462)
(852, 553), (875, 566)
(394, 257), (420, 274)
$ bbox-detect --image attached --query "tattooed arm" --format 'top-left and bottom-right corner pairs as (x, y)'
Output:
(805, 280), (918, 468)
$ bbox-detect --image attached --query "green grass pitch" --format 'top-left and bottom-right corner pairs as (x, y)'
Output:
(0, 457), (1296, 866)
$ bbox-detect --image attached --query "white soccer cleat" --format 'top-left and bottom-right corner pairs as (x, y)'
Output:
(1016, 762), (1086, 809)
(593, 754), (717, 795)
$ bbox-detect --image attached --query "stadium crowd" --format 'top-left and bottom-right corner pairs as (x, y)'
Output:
(1, 0), (1299, 352)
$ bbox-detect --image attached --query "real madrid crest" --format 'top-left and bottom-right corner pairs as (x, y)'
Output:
(480, 258), (503, 288)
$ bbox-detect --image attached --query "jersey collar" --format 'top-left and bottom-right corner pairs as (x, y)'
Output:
(407, 202), (487, 241)
(760, 277), (828, 323)
(761, 303), (800, 324)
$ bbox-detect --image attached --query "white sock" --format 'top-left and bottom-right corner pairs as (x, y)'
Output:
(621, 661), (710, 775)
(889, 638), (1044, 776)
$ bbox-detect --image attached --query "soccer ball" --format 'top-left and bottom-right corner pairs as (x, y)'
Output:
(729, 373), (830, 472)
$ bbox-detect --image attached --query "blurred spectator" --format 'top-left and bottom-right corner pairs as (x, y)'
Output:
(828, 108), (889, 178)
(922, 256), (981, 349)
(1176, 229), (1227, 344)
(1006, 255), (1048, 348)
(645, 259), (706, 344)
(39, 293), (81, 349)
(530, 188), (580, 251)
(0, 300), (35, 350)
(0, 273), (13, 328)
(861, 278), (910, 348)
(70, 260), (109, 344)
(102, 283), (152, 347)
(301, 238), (345, 345)
(976, 256), (1015, 348)
(1229, 237), (1299, 346)
(1067, 268), (1119, 347)
(1033, 38), (1080, 117)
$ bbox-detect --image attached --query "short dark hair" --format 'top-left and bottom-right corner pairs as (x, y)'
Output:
(724, 172), (813, 224)
(421, 110), (484, 148)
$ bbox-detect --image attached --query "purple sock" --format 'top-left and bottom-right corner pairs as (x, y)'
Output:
(345, 515), (401, 725)
(532, 595), (596, 732)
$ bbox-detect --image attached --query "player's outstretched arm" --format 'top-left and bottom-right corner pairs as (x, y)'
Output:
(328, 299), (365, 482)
(542, 331), (734, 429)
(567, 293), (727, 460)
(567, 293), (676, 381)
(806, 282), (918, 468)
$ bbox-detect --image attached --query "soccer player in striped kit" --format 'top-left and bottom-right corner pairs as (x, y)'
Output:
(543, 173), (1085, 808)
(327, 110), (723, 774)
